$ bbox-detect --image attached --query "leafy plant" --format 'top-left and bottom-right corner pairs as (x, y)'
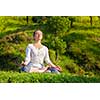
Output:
(46, 16), (70, 35)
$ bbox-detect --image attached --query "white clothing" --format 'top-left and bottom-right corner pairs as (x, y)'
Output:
(24, 44), (52, 68)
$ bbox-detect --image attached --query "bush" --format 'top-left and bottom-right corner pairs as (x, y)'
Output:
(49, 49), (56, 64)
(46, 16), (70, 35)
(0, 71), (100, 83)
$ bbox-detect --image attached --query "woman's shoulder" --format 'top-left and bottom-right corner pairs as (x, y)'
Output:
(27, 44), (33, 48)
(42, 45), (49, 50)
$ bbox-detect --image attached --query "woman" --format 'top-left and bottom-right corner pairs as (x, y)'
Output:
(21, 30), (61, 73)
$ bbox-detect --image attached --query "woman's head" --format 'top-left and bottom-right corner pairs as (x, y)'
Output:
(33, 30), (43, 41)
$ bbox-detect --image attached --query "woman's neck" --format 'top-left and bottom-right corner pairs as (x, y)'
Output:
(33, 40), (43, 48)
(34, 40), (41, 45)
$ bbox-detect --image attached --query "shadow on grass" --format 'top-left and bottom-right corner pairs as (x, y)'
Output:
(64, 31), (87, 43)
(87, 40), (100, 56)
(0, 53), (23, 72)
(73, 24), (100, 30)
(0, 23), (38, 39)
(65, 31), (100, 53)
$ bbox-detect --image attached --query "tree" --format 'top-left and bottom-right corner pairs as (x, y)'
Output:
(54, 37), (67, 61)
(45, 16), (69, 60)
(44, 35), (67, 61)
(32, 16), (38, 23)
(46, 16), (70, 35)
(98, 16), (100, 23)
(26, 16), (29, 24)
(68, 16), (76, 28)
(32, 16), (42, 23)
(89, 16), (93, 26)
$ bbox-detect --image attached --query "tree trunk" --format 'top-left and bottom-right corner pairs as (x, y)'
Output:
(98, 16), (100, 20)
(98, 16), (100, 23)
(55, 49), (59, 61)
(70, 20), (73, 28)
(55, 35), (59, 61)
(26, 16), (29, 24)
(89, 16), (92, 26)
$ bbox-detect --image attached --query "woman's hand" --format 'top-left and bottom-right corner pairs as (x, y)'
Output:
(55, 66), (62, 72)
(47, 64), (62, 72)
(21, 61), (27, 66)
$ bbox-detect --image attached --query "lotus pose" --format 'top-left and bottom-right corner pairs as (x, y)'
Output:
(21, 30), (61, 73)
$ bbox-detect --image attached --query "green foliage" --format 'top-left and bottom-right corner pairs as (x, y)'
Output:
(0, 16), (100, 79)
(43, 34), (67, 61)
(0, 17), (8, 32)
(0, 32), (31, 71)
(49, 49), (56, 64)
(0, 71), (100, 83)
(64, 31), (100, 73)
(68, 16), (76, 21)
(47, 36), (66, 54)
(54, 37), (67, 54)
(68, 16), (76, 28)
(46, 16), (70, 35)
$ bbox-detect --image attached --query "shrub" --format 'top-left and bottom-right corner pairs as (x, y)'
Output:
(46, 16), (70, 35)
(0, 71), (100, 83)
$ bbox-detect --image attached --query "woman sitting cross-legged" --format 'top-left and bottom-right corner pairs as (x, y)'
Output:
(21, 30), (62, 73)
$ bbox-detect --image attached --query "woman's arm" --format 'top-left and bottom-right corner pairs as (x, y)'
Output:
(44, 47), (62, 71)
(44, 47), (56, 67)
(21, 45), (31, 66)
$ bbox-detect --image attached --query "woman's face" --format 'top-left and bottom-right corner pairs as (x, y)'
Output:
(34, 31), (43, 41)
